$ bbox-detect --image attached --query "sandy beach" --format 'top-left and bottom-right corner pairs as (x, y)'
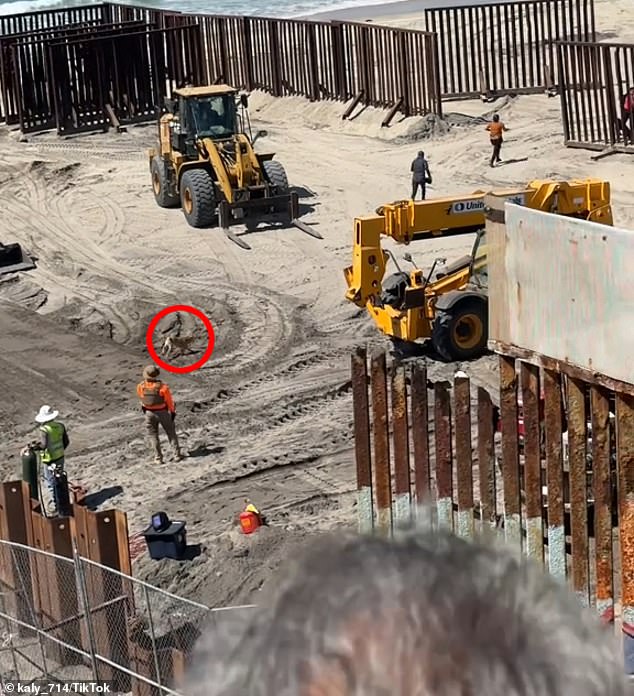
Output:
(0, 0), (633, 608)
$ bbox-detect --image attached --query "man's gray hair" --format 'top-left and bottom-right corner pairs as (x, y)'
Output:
(187, 523), (625, 696)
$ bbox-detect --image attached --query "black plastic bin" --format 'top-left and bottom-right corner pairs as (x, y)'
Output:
(142, 521), (187, 560)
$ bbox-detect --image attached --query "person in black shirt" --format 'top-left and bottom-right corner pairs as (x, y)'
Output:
(410, 150), (431, 200)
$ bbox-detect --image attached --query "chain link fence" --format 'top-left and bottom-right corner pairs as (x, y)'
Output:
(0, 539), (255, 694)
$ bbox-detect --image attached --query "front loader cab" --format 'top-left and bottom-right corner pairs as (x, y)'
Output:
(179, 90), (239, 145)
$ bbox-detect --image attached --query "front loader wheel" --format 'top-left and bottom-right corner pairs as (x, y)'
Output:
(263, 160), (289, 213)
(151, 156), (179, 208)
(179, 170), (216, 228)
(263, 159), (289, 193)
(431, 299), (488, 362)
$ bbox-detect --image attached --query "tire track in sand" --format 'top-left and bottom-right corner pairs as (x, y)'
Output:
(4, 166), (303, 377)
(2, 174), (137, 342)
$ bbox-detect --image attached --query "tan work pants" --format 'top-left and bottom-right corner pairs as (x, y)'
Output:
(144, 409), (181, 462)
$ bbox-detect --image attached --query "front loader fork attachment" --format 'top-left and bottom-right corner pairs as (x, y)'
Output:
(289, 191), (300, 220)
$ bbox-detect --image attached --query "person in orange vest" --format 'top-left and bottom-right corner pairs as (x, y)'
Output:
(486, 113), (508, 167)
(136, 365), (183, 465)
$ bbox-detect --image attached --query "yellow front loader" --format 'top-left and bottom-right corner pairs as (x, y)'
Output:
(344, 179), (613, 361)
(147, 85), (320, 250)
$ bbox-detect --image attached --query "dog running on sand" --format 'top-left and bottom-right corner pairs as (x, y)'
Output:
(161, 334), (196, 358)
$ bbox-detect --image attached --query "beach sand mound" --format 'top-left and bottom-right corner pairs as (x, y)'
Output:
(249, 89), (457, 142)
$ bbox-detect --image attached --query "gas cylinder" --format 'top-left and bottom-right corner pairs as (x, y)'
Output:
(52, 468), (72, 518)
(239, 510), (261, 535)
(20, 445), (39, 502)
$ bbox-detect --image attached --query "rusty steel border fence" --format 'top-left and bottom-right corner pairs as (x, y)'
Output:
(424, 0), (595, 99)
(46, 24), (204, 136)
(0, 0), (599, 135)
(0, 1), (442, 133)
(352, 346), (634, 672)
(556, 40), (634, 153)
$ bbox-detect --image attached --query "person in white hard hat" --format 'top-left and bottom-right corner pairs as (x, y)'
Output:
(34, 405), (69, 511)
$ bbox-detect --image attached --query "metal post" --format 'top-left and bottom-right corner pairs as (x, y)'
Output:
(143, 584), (164, 695)
(10, 546), (50, 680)
(73, 542), (100, 681)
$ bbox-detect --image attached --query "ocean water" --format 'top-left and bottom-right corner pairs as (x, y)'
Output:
(0, 0), (407, 20)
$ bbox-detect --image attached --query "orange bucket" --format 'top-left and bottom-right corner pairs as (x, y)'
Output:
(239, 510), (261, 535)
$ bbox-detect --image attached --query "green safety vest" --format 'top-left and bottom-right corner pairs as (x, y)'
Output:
(40, 422), (65, 463)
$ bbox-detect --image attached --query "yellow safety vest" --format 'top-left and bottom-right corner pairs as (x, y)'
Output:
(40, 422), (65, 463)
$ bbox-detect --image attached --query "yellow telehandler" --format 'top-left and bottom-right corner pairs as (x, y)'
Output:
(344, 179), (613, 361)
(148, 85), (320, 250)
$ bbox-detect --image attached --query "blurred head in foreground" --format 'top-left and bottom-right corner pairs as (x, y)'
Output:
(188, 518), (625, 696)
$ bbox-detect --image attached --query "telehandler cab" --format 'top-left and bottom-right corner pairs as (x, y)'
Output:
(148, 85), (320, 250)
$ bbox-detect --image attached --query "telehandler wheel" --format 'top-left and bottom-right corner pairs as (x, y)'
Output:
(179, 169), (216, 228)
(151, 156), (179, 208)
(431, 298), (488, 362)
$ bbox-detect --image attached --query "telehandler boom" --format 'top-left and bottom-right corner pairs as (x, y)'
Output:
(344, 179), (613, 361)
